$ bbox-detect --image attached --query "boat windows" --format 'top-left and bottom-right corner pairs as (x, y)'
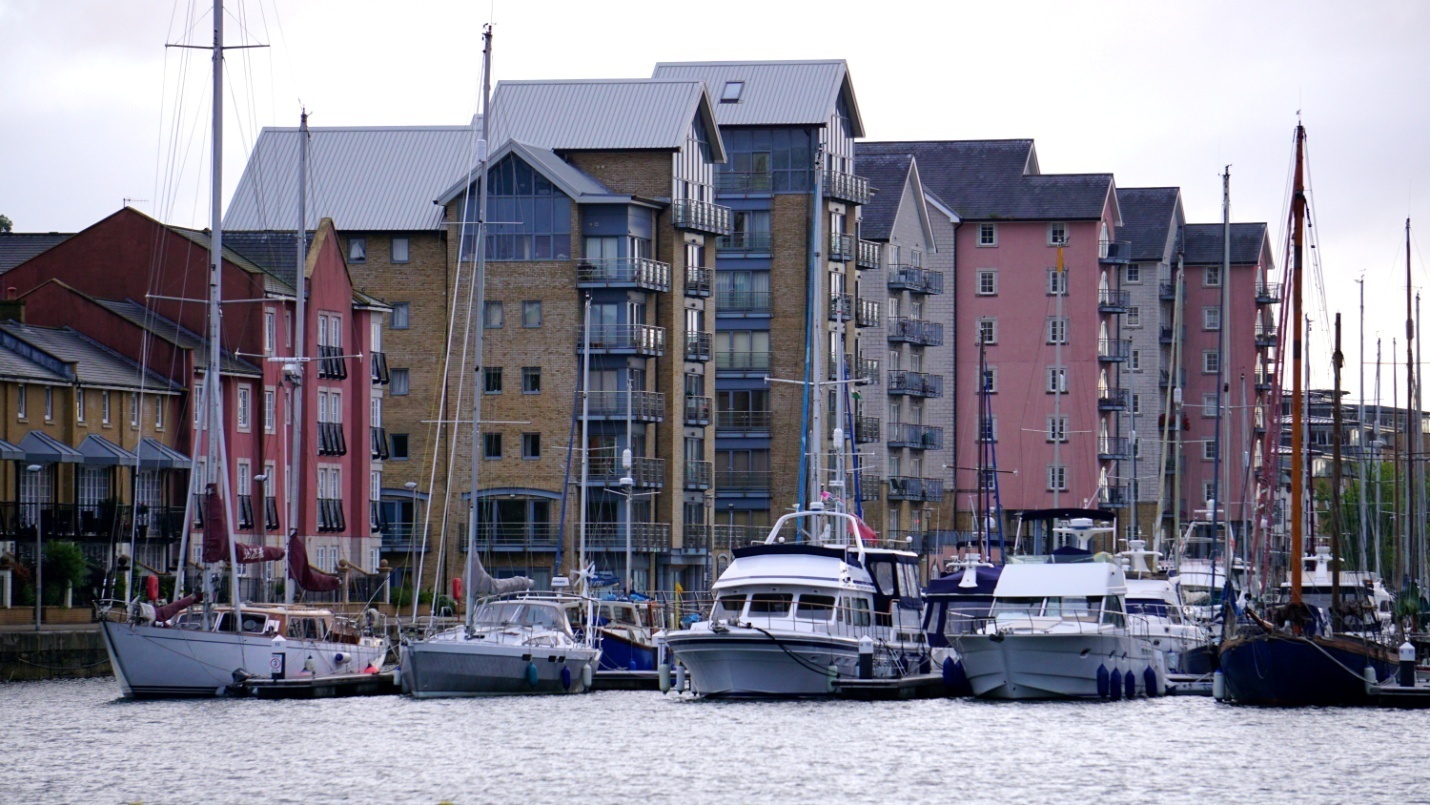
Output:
(712, 595), (745, 620)
(897, 563), (920, 598)
(839, 597), (872, 627)
(1045, 596), (1102, 622)
(871, 562), (896, 596)
(1127, 598), (1174, 620)
(287, 617), (328, 640)
(747, 593), (793, 617)
(795, 594), (836, 620)
(1100, 597), (1125, 627)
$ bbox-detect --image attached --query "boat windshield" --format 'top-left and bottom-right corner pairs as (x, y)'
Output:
(795, 594), (836, 621)
(474, 602), (568, 632)
(747, 593), (793, 617)
(712, 594), (745, 620)
(991, 596), (1104, 623)
(1127, 598), (1178, 621)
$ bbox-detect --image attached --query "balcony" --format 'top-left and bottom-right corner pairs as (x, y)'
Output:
(576, 257), (671, 292)
(1159, 325), (1187, 344)
(370, 500), (386, 533)
(586, 390), (665, 423)
(317, 344), (348, 380)
(829, 233), (854, 262)
(1159, 282), (1177, 301)
(585, 522), (672, 552)
(1098, 240), (1133, 264)
(264, 496), (280, 531)
(371, 426), (390, 460)
(888, 266), (944, 295)
(823, 168), (871, 205)
(1256, 282), (1282, 305)
(1098, 436), (1132, 460)
(671, 199), (733, 236)
(717, 409), (771, 435)
(1098, 388), (1130, 411)
(237, 494), (255, 530)
(1098, 288), (1131, 313)
(717, 231), (773, 253)
(681, 523), (710, 553)
(855, 415), (880, 444)
(888, 476), (944, 502)
(1163, 455), (1187, 476)
(371, 350), (390, 385)
(1098, 339), (1130, 362)
(888, 370), (943, 398)
(1255, 324), (1279, 348)
(470, 523), (560, 551)
(716, 289), (771, 315)
(1255, 375), (1273, 392)
(716, 469), (771, 493)
(317, 498), (347, 532)
(888, 423), (944, 450)
(685, 331), (713, 362)
(1159, 369), (1186, 389)
(888, 317), (944, 346)
(318, 421), (347, 456)
(829, 293), (852, 322)
(587, 457), (664, 489)
(857, 239), (880, 270)
(713, 524), (770, 551)
(858, 472), (882, 501)
(684, 395), (712, 427)
(685, 460), (713, 490)
(856, 298), (880, 328)
(577, 324), (666, 356)
(716, 351), (771, 375)
(716, 171), (773, 195)
(1099, 485), (1131, 509)
(686, 265), (712, 298)
(856, 356), (879, 385)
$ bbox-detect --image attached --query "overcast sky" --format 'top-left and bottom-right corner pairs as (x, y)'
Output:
(2, 0), (1427, 396)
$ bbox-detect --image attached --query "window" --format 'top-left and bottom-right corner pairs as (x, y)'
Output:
(391, 236), (410, 264)
(481, 154), (574, 260)
(484, 301), (503, 329)
(45, 387), (53, 420)
(1048, 222), (1069, 246)
(237, 385), (251, 431)
(1205, 265), (1222, 287)
(1202, 393), (1218, 417)
(1203, 350), (1220, 374)
(1204, 440), (1218, 461)
(720, 80), (744, 103)
(1127, 306), (1141, 327)
(1047, 415), (1068, 443)
(390, 303), (410, 330)
(522, 432), (541, 459)
(522, 301), (542, 328)
(285, 310), (293, 347)
(1047, 367), (1067, 394)
(483, 432), (502, 460)
(1047, 317), (1068, 344)
(16, 384), (26, 419)
(102, 391), (111, 425)
(980, 366), (997, 393)
(1126, 265), (1142, 283)
(390, 369), (410, 396)
(484, 367), (503, 394)
(976, 269), (997, 295)
(978, 415), (997, 443)
(265, 310), (276, 354)
(1203, 306), (1222, 331)
(1132, 393), (1142, 416)
(155, 397), (163, 428)
(978, 223), (997, 247)
(1130, 350), (1141, 371)
(1047, 269), (1068, 296)
(522, 367), (541, 394)
(129, 393), (137, 427)
(390, 433), (409, 460)
(1047, 465), (1068, 491)
(348, 237), (366, 263)
(977, 318), (997, 345)
(1204, 482), (1218, 505)
(264, 389), (275, 432)
(76, 388), (86, 423)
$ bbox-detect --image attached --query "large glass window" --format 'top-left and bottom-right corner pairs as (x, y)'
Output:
(719, 128), (816, 192)
(479, 155), (573, 261)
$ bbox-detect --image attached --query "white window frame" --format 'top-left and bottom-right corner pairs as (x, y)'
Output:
(978, 223), (997, 247)
(1205, 265), (1222, 287)
(1047, 464), (1068, 491)
(976, 269), (998, 296)
(1047, 415), (1068, 443)
(17, 384), (26, 420)
(75, 388), (85, 423)
(1202, 393), (1218, 418)
(1127, 305), (1141, 327)
(980, 366), (997, 394)
(1203, 350), (1221, 374)
(976, 318), (997, 345)
(1204, 306), (1221, 331)
(1047, 269), (1068, 296)
(264, 309), (276, 354)
(1126, 264), (1142, 284)
(264, 388), (276, 433)
(1046, 367), (1068, 394)
(236, 384), (252, 432)
(1048, 222), (1069, 246)
(1203, 440), (1217, 461)
(102, 390), (111, 425)
(1047, 317), (1068, 345)
(1130, 350), (1141, 372)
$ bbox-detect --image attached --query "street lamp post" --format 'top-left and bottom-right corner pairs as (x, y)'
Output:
(27, 463), (43, 632)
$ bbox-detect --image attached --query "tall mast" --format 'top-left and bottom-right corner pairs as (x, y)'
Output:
(1211, 167), (1230, 580)
(1406, 217), (1417, 594)
(1393, 338), (1402, 587)
(463, 26), (493, 627)
(1054, 243), (1064, 508)
(1331, 314), (1344, 610)
(286, 109), (308, 606)
(1356, 279), (1368, 573)
(1374, 338), (1384, 578)
(1289, 123), (1306, 606)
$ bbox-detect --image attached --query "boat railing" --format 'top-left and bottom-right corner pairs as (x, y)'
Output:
(728, 610), (901, 643)
(960, 609), (1156, 640)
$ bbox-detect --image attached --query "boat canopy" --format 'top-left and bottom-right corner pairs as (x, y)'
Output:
(992, 562), (1127, 598)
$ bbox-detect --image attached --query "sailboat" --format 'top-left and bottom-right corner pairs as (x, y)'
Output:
(397, 27), (600, 698)
(98, 3), (387, 698)
(1217, 123), (1398, 705)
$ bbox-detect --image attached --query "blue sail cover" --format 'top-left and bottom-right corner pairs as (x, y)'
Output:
(926, 565), (1001, 597)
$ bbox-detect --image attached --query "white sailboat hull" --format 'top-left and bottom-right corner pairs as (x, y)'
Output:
(99, 619), (387, 699)
(956, 632), (1164, 700)
(400, 635), (599, 698)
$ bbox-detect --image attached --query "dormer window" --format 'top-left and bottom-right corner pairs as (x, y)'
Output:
(720, 81), (745, 103)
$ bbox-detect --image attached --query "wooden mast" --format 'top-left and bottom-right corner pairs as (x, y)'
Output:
(1290, 123), (1306, 607)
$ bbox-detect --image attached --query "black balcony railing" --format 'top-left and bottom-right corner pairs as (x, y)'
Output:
(586, 390), (665, 422)
(887, 266), (944, 295)
(370, 500), (387, 532)
(716, 289), (772, 314)
(887, 476), (944, 502)
(888, 423), (944, 450)
(1256, 282), (1281, 304)
(829, 233), (854, 262)
(716, 231), (773, 252)
(681, 523), (710, 553)
(855, 415), (880, 443)
(371, 350), (390, 385)
(823, 168), (871, 205)
(1098, 437), (1132, 460)
(1255, 324), (1279, 347)
(318, 421), (347, 456)
(888, 317), (944, 346)
(716, 171), (773, 195)
(1098, 288), (1131, 312)
(672, 199), (733, 236)
(1098, 240), (1133, 264)
(578, 324), (666, 356)
(1098, 388), (1130, 411)
(685, 331), (713, 362)
(684, 395), (712, 426)
(1100, 485), (1130, 508)
(587, 457), (664, 488)
(317, 498), (346, 532)
(576, 257), (671, 292)
(888, 370), (943, 398)
(717, 409), (771, 434)
(856, 298), (880, 328)
(371, 426), (390, 460)
(317, 344), (348, 379)
(585, 522), (672, 552)
(1159, 282), (1177, 301)
(686, 265), (712, 297)
(716, 351), (771, 373)
(685, 460), (712, 490)
(1098, 339), (1130, 362)
(857, 239), (880, 270)
(829, 294), (852, 321)
(715, 469), (771, 493)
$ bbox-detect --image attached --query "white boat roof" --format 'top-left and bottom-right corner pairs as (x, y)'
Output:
(1125, 577), (1176, 600)
(713, 552), (865, 590)
(992, 562), (1127, 598)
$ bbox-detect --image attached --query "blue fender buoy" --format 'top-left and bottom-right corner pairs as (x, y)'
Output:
(1108, 667), (1122, 700)
(1096, 665), (1110, 698)
(560, 665), (573, 691)
(1124, 669), (1137, 699)
(525, 661), (539, 687)
(1143, 666), (1159, 697)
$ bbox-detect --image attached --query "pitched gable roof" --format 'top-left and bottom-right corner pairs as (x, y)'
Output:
(0, 321), (180, 392)
(0, 233), (71, 273)
(1114, 187), (1183, 262)
(1182, 222), (1270, 265)
(224, 125), (474, 232)
(434, 140), (632, 207)
(652, 60), (864, 136)
(92, 297), (261, 377)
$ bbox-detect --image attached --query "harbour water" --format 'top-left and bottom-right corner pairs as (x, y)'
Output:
(3, 679), (1425, 804)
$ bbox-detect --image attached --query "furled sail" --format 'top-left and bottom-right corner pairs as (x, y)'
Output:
(287, 532), (342, 592)
(467, 552), (533, 596)
(202, 484), (285, 564)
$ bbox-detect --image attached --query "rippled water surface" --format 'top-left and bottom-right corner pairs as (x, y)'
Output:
(3, 678), (1423, 804)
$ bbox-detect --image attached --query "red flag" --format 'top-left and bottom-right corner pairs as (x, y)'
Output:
(848, 516), (878, 546)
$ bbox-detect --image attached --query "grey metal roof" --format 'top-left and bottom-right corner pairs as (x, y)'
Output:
(1182, 222), (1270, 265)
(0, 321), (182, 392)
(19, 430), (82, 464)
(0, 233), (71, 273)
(0, 325), (71, 385)
(222, 231), (307, 292)
(137, 436), (190, 469)
(92, 299), (261, 378)
(0, 438), (23, 462)
(651, 60), (864, 136)
(224, 126), (475, 232)
(855, 151), (914, 241)
(1115, 187), (1182, 261)
(435, 140), (630, 207)
(78, 434), (137, 467)
(488, 79), (724, 160)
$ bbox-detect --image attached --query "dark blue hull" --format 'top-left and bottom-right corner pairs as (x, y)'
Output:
(1219, 633), (1397, 706)
(597, 630), (655, 672)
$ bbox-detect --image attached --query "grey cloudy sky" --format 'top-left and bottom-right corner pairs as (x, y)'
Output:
(2, 0), (1427, 394)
